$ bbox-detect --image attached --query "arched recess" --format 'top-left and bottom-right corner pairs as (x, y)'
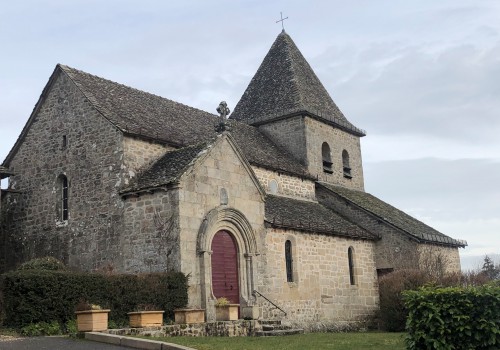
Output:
(348, 246), (356, 285)
(197, 207), (259, 320)
(342, 150), (352, 179)
(322, 142), (333, 173)
(55, 174), (69, 221)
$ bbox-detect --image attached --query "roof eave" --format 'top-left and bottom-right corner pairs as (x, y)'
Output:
(317, 182), (462, 248)
(246, 109), (366, 137)
(249, 161), (316, 181)
(120, 183), (178, 198)
(264, 219), (377, 241)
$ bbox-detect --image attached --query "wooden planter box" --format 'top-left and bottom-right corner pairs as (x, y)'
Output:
(215, 304), (239, 321)
(75, 309), (110, 332)
(127, 310), (164, 327)
(174, 309), (205, 324)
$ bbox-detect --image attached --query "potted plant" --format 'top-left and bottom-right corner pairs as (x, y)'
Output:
(215, 297), (239, 321)
(75, 300), (110, 332)
(127, 304), (164, 328)
(174, 308), (205, 324)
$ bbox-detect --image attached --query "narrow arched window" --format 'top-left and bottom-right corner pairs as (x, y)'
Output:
(322, 142), (333, 173)
(57, 175), (69, 221)
(348, 246), (355, 285)
(285, 240), (293, 282)
(342, 150), (352, 178)
(269, 179), (278, 194)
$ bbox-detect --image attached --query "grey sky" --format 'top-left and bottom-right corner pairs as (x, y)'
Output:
(1, 1), (499, 269)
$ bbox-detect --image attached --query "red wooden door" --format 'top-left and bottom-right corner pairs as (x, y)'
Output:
(211, 230), (240, 304)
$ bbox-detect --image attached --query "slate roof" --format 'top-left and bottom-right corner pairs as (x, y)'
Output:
(121, 143), (209, 194)
(230, 31), (365, 136)
(228, 121), (312, 179)
(265, 195), (377, 240)
(60, 64), (218, 147)
(317, 182), (466, 247)
(4, 64), (311, 179)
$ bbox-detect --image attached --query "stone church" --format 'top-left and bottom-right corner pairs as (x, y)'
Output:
(0, 31), (466, 324)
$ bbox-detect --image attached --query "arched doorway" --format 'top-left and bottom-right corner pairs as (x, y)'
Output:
(197, 207), (259, 320)
(211, 230), (240, 304)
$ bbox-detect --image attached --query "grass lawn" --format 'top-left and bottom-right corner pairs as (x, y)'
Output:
(143, 332), (406, 350)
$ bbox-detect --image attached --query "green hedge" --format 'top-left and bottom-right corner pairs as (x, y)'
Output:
(17, 257), (67, 271)
(0, 270), (188, 328)
(404, 285), (500, 350)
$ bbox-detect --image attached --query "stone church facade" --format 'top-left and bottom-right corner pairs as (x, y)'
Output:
(0, 31), (465, 325)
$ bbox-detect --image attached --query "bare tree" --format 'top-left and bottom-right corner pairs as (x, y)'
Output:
(146, 209), (178, 272)
(418, 247), (450, 280)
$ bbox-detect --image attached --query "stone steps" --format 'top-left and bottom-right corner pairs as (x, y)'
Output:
(255, 320), (304, 337)
(262, 324), (293, 331)
(255, 328), (304, 336)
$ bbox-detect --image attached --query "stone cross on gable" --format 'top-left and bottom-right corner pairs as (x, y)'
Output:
(276, 12), (288, 31)
(215, 101), (231, 133)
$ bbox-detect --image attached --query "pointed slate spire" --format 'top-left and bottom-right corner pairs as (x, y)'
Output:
(231, 31), (364, 136)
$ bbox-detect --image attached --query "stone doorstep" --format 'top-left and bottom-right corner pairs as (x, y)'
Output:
(257, 319), (305, 337)
(258, 319), (282, 325)
(85, 332), (195, 350)
(255, 329), (304, 337)
(262, 324), (296, 331)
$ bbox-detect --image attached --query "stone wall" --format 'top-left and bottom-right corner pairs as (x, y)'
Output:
(176, 136), (265, 315)
(252, 167), (315, 200)
(418, 243), (461, 274)
(122, 137), (173, 185)
(256, 227), (379, 324)
(305, 117), (364, 191)
(1, 70), (128, 272)
(257, 116), (364, 191)
(121, 189), (181, 273)
(258, 116), (307, 165)
(107, 320), (259, 337)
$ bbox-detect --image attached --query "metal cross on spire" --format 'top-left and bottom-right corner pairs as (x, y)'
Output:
(276, 12), (288, 31)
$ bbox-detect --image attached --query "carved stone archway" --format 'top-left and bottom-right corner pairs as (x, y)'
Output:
(197, 206), (259, 320)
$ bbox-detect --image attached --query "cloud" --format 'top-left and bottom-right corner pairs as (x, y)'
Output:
(364, 158), (500, 261)
(314, 42), (500, 147)
(365, 158), (500, 219)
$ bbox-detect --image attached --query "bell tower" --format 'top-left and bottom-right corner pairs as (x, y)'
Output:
(231, 31), (366, 191)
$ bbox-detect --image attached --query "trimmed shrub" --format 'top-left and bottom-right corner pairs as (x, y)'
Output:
(0, 270), (188, 328)
(20, 321), (62, 336)
(17, 257), (67, 271)
(376, 269), (430, 331)
(404, 285), (500, 350)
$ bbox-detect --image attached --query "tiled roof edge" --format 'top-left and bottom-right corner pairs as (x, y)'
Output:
(247, 108), (366, 136)
(317, 182), (466, 248)
(264, 218), (376, 241)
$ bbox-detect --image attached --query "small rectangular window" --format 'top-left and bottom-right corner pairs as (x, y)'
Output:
(62, 135), (67, 148)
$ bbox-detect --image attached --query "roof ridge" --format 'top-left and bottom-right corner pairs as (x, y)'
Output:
(280, 33), (303, 109)
(59, 64), (218, 120)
